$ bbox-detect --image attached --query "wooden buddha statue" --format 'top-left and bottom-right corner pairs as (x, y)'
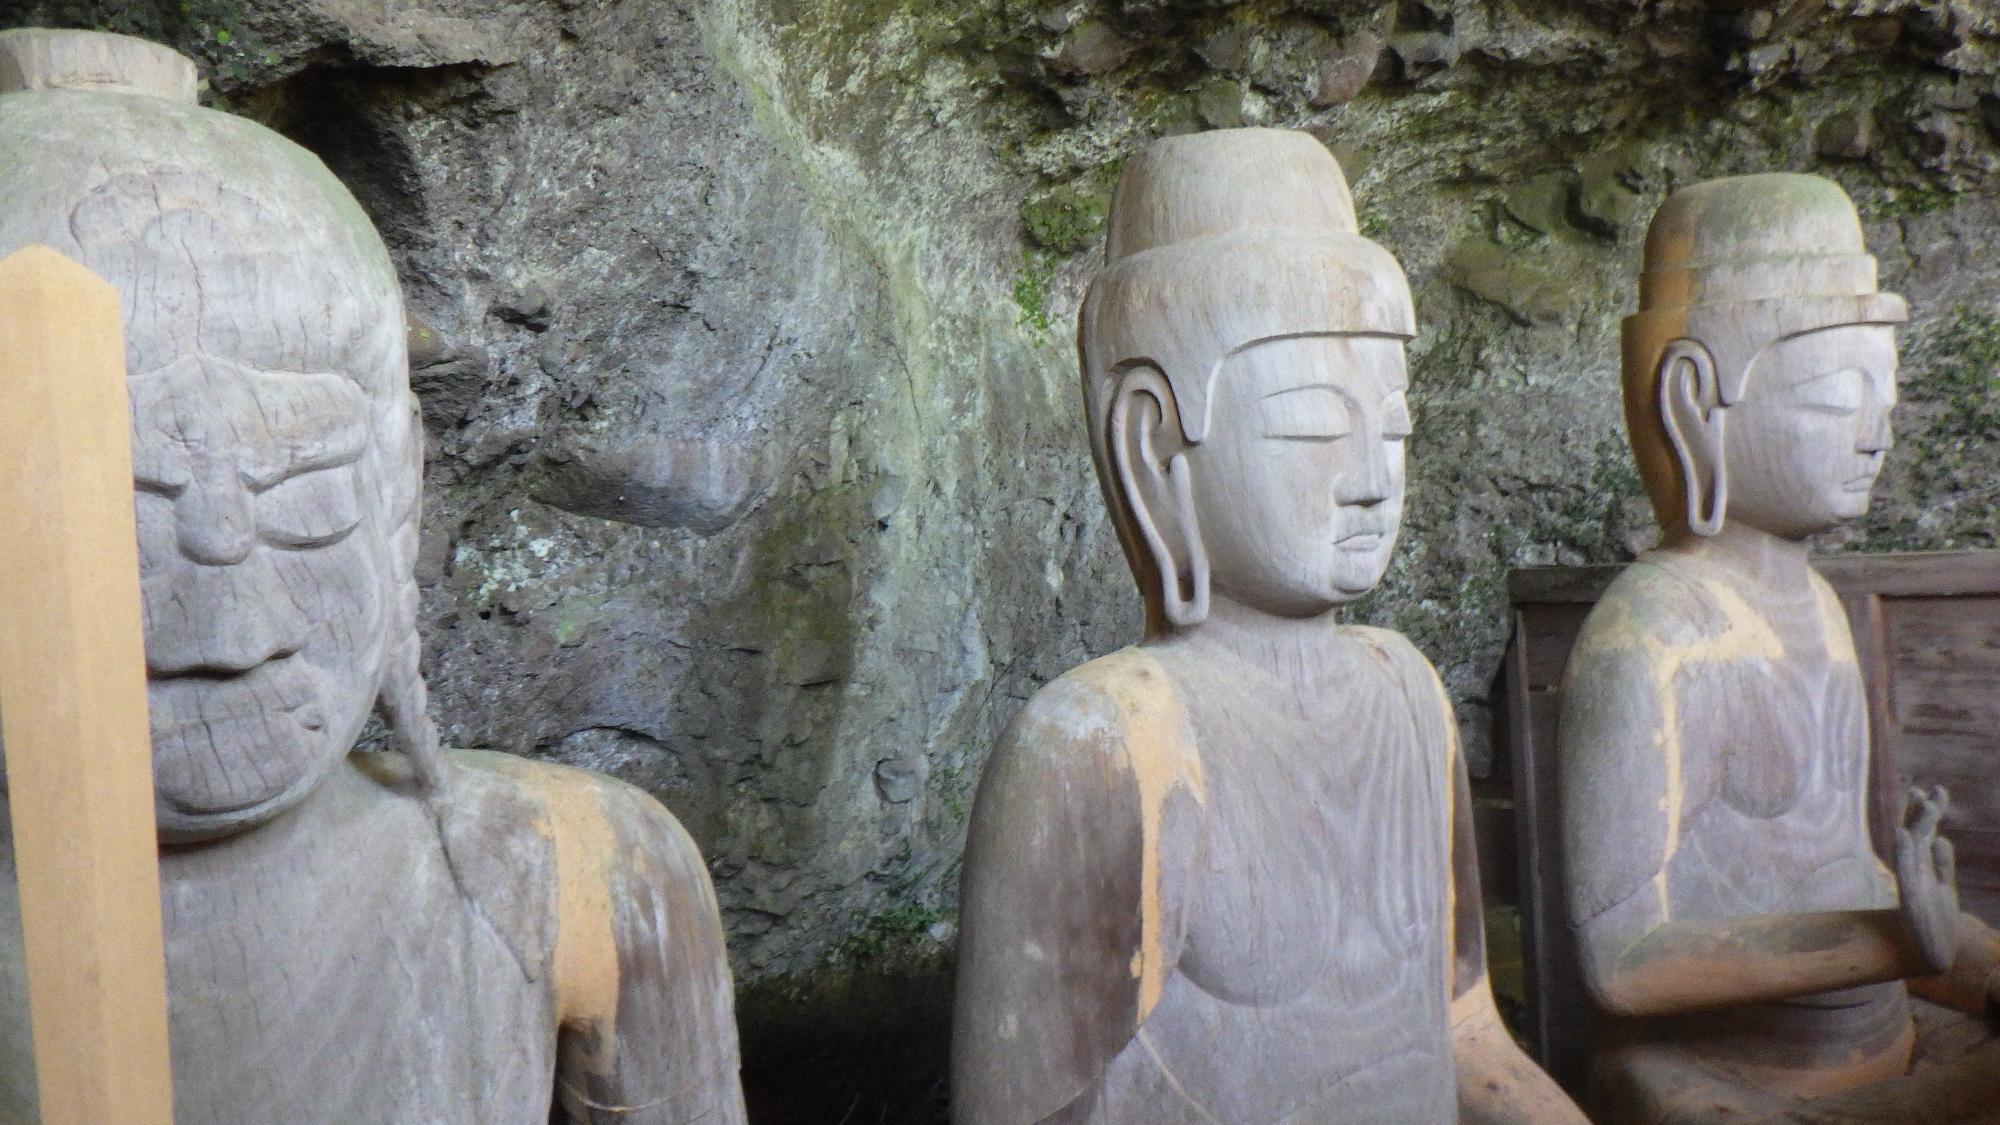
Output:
(952, 127), (1584, 1124)
(0, 29), (747, 1124)
(1559, 172), (2000, 1123)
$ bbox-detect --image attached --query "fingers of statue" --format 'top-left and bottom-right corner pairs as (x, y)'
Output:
(1906, 784), (1948, 843)
(1896, 791), (1961, 976)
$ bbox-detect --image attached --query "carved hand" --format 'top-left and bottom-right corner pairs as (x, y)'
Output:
(1895, 784), (1960, 976)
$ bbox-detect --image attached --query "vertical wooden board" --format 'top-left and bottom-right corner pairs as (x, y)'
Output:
(0, 246), (175, 1125)
(1520, 602), (1592, 692)
(1506, 609), (1595, 1091)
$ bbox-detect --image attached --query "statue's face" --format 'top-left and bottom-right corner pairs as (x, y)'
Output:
(1724, 324), (1897, 537)
(1191, 335), (1409, 615)
(130, 354), (391, 841)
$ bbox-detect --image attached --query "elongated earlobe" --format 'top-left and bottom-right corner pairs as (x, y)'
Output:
(1109, 367), (1210, 628)
(1657, 339), (1727, 537)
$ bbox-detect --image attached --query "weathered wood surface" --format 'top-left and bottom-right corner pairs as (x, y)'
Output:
(0, 29), (747, 1124)
(0, 246), (176, 1125)
(1530, 173), (1999, 1121)
(954, 127), (1582, 1124)
(1510, 555), (2000, 1094)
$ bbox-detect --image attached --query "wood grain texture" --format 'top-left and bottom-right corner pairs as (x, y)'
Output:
(1509, 554), (2000, 1093)
(0, 245), (176, 1125)
(0, 31), (746, 1124)
(954, 127), (1581, 1124)
(1550, 174), (1999, 1122)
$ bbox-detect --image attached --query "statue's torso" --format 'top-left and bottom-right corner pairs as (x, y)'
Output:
(1082, 631), (1456, 1124)
(1655, 556), (1885, 915)
(1616, 551), (1908, 1070)
(1, 755), (563, 1125)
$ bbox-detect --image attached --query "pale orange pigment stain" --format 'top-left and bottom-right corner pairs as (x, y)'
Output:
(485, 756), (624, 1064)
(1086, 650), (1206, 1026)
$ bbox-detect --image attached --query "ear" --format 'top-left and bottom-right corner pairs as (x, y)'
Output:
(1657, 339), (1728, 538)
(1109, 366), (1209, 628)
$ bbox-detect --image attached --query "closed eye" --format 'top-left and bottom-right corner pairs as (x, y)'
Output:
(258, 464), (363, 549)
(1261, 385), (1353, 441)
(1793, 368), (1865, 415)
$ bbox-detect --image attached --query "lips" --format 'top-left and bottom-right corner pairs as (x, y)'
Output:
(147, 656), (331, 814)
(1336, 531), (1387, 551)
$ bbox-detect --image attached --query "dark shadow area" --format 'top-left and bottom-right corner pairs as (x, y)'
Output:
(738, 958), (954, 1125)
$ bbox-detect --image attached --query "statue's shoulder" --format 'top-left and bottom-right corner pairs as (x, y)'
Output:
(994, 646), (1196, 783)
(1573, 552), (1737, 658)
(956, 646), (1204, 1122)
(433, 751), (727, 1040)
(1340, 624), (1441, 684)
(442, 749), (704, 874)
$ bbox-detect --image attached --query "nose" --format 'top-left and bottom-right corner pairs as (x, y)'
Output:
(176, 468), (258, 566)
(143, 563), (305, 676)
(1345, 443), (1395, 508)
(1858, 381), (1895, 455)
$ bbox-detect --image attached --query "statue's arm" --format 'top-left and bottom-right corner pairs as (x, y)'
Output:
(551, 779), (748, 1125)
(1562, 639), (1934, 1019)
(951, 670), (1198, 1125)
(1585, 908), (1928, 1017)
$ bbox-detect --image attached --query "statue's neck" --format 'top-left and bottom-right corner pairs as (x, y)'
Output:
(1165, 594), (1353, 686)
(1665, 521), (1814, 591)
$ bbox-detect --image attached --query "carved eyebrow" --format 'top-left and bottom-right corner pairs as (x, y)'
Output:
(240, 427), (367, 490)
(1259, 382), (1354, 402)
(1787, 365), (1870, 389)
(239, 374), (371, 490)
(1258, 381), (1409, 403)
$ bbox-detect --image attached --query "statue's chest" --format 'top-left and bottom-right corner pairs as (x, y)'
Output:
(1677, 648), (1868, 821)
(1174, 681), (1451, 1014)
(1669, 650), (1884, 915)
(160, 826), (558, 1125)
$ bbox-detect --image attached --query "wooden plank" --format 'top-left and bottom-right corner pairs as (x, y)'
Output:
(1883, 596), (2000, 736)
(0, 246), (175, 1125)
(1816, 550), (2000, 599)
(1525, 686), (1592, 1089)
(1472, 798), (1519, 906)
(1502, 617), (1551, 1055)
(1507, 567), (1619, 606)
(1508, 550), (2000, 607)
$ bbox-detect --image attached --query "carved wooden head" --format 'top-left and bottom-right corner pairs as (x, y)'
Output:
(1078, 128), (1415, 631)
(0, 29), (439, 841)
(1622, 173), (1906, 541)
